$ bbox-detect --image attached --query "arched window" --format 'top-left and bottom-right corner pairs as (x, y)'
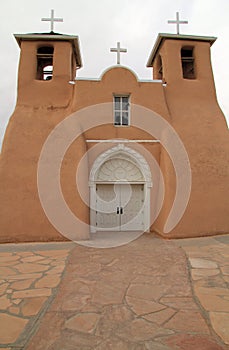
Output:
(36, 46), (54, 80)
(155, 55), (163, 80)
(181, 47), (195, 79)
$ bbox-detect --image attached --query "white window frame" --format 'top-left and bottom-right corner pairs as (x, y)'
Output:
(113, 95), (130, 126)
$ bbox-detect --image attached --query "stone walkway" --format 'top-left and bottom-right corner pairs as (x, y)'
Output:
(0, 243), (73, 349)
(0, 234), (228, 349)
(175, 235), (229, 347)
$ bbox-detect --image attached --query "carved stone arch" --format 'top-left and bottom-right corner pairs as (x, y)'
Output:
(96, 158), (144, 182)
(89, 144), (152, 186)
(89, 144), (152, 233)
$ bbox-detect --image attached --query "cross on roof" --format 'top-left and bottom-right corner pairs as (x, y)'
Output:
(168, 12), (188, 34)
(110, 42), (127, 65)
(41, 9), (63, 32)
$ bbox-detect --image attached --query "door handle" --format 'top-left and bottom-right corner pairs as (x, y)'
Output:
(120, 207), (123, 215)
(117, 207), (119, 214)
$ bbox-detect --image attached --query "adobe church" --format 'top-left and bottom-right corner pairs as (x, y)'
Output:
(0, 13), (228, 242)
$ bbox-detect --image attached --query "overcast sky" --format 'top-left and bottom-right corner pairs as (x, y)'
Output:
(0, 0), (228, 147)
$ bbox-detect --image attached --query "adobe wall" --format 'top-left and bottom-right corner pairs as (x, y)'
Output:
(153, 39), (229, 238)
(17, 41), (74, 107)
(0, 65), (170, 242)
(0, 41), (228, 242)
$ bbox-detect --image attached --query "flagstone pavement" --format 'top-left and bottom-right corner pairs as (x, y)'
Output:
(0, 233), (228, 350)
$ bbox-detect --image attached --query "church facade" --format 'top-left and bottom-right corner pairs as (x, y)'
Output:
(0, 31), (228, 242)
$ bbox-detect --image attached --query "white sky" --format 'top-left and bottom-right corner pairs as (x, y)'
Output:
(0, 0), (228, 147)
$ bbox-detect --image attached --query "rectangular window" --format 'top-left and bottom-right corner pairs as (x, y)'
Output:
(36, 46), (54, 80)
(181, 47), (195, 79)
(114, 96), (130, 126)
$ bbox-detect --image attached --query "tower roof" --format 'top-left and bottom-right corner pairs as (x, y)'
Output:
(147, 33), (217, 67)
(14, 32), (82, 68)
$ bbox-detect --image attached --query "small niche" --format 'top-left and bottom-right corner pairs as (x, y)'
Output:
(181, 47), (195, 79)
(154, 54), (163, 80)
(36, 46), (54, 80)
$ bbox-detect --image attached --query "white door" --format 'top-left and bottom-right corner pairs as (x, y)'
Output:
(96, 184), (120, 229)
(96, 184), (144, 231)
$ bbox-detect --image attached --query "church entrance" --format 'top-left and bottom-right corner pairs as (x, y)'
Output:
(89, 144), (152, 233)
(96, 184), (144, 231)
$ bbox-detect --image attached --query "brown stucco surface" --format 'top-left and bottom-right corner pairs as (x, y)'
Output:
(0, 34), (228, 242)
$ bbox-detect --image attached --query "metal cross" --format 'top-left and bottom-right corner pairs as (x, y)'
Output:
(168, 12), (188, 34)
(110, 42), (127, 65)
(41, 9), (63, 32)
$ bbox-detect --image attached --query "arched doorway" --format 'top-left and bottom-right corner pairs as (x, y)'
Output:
(89, 144), (152, 233)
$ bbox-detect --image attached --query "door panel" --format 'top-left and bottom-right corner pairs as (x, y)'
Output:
(121, 184), (144, 230)
(96, 184), (144, 231)
(96, 185), (120, 229)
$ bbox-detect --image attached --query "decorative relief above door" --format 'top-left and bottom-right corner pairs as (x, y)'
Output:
(96, 157), (144, 182)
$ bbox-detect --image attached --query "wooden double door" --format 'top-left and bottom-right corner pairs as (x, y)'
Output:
(96, 184), (144, 231)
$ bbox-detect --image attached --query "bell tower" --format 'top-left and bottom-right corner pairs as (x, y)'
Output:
(148, 34), (216, 87)
(146, 33), (229, 238)
(14, 33), (82, 106)
(147, 33), (228, 128)
(0, 31), (83, 242)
